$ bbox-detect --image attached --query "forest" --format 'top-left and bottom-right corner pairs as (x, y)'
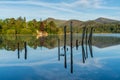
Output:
(0, 17), (62, 35)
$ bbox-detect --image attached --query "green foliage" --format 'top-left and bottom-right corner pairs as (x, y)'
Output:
(94, 23), (120, 33)
(0, 17), (119, 34)
(47, 21), (58, 34)
(20, 28), (33, 34)
(6, 29), (15, 34)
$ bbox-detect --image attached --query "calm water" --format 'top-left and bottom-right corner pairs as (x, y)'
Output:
(0, 34), (120, 80)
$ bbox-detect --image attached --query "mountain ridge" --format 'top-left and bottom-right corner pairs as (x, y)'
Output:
(45, 17), (120, 27)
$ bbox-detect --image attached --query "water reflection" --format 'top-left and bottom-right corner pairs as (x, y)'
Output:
(0, 34), (119, 60)
(58, 26), (68, 71)
(24, 42), (27, 60)
(81, 27), (94, 63)
(0, 34), (120, 80)
(58, 25), (94, 73)
(17, 43), (20, 59)
(17, 42), (27, 60)
(0, 34), (120, 51)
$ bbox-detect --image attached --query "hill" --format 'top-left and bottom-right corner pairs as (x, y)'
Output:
(46, 18), (66, 27)
(95, 17), (120, 23)
(46, 17), (120, 27)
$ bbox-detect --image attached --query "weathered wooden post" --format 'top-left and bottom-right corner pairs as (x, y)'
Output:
(24, 42), (27, 60)
(70, 21), (73, 73)
(64, 26), (67, 68)
(58, 38), (60, 61)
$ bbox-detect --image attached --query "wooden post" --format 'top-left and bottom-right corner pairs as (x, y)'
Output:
(70, 21), (73, 73)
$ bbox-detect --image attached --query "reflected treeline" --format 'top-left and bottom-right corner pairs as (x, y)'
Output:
(58, 34), (120, 48)
(0, 34), (120, 51)
(92, 36), (120, 48)
(0, 35), (58, 51)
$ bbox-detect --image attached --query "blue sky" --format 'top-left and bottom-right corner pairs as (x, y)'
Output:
(0, 0), (120, 21)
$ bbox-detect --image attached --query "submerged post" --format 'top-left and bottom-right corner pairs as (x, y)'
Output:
(58, 38), (60, 61)
(70, 21), (73, 73)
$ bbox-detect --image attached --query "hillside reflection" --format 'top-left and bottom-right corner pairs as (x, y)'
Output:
(0, 35), (58, 51)
(0, 34), (120, 51)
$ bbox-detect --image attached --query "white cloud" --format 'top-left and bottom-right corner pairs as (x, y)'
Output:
(0, 0), (120, 20)
(0, 1), (83, 14)
(62, 0), (102, 8)
(0, 0), (119, 13)
(61, 0), (120, 10)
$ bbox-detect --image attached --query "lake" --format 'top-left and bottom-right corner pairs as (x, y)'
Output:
(0, 34), (120, 80)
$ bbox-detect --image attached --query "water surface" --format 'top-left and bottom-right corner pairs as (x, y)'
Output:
(0, 34), (120, 80)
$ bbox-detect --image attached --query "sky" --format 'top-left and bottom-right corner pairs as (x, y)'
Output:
(0, 0), (120, 21)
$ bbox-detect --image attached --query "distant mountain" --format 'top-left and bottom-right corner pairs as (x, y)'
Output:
(81, 20), (100, 26)
(46, 18), (66, 27)
(46, 18), (83, 28)
(61, 19), (83, 27)
(95, 17), (120, 23)
(45, 17), (120, 28)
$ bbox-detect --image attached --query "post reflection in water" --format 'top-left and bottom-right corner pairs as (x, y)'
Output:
(24, 42), (27, 60)
(17, 42), (28, 60)
(58, 26), (67, 69)
(58, 38), (60, 61)
(0, 25), (95, 74)
(57, 24), (94, 73)
(88, 27), (94, 58)
(81, 27), (94, 63)
(81, 27), (86, 63)
(85, 28), (88, 58)
(58, 22), (74, 73)
(0, 34), (119, 80)
(17, 43), (20, 59)
(0, 32), (119, 77)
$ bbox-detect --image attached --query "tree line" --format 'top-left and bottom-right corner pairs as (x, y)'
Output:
(0, 17), (119, 35)
(0, 17), (63, 34)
